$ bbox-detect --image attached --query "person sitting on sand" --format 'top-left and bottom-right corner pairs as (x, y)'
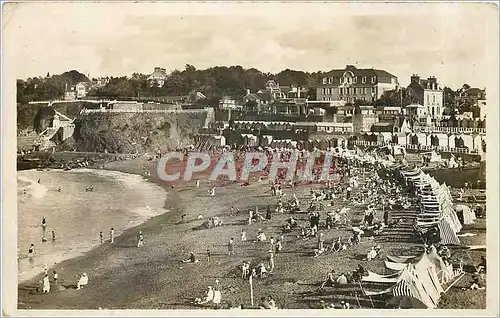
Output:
(259, 296), (271, 309)
(319, 270), (336, 290)
(208, 186), (216, 196)
(330, 237), (342, 253)
(77, 273), (88, 290)
(470, 275), (485, 290)
(366, 246), (377, 261)
(287, 217), (297, 228)
(257, 263), (268, 278)
(336, 273), (348, 285)
(256, 230), (267, 242)
(195, 286), (215, 304)
(181, 252), (199, 263)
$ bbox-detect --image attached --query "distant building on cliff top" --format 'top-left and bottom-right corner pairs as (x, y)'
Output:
(148, 67), (168, 87)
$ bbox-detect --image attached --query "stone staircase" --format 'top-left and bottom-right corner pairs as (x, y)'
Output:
(376, 209), (419, 243)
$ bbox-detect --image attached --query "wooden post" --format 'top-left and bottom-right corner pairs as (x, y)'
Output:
(249, 275), (254, 306)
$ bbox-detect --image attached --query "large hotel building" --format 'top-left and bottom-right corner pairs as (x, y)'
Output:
(316, 65), (399, 103)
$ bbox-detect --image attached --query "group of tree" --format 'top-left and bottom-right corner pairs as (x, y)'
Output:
(17, 70), (90, 104)
(17, 65), (326, 103)
(17, 66), (478, 114)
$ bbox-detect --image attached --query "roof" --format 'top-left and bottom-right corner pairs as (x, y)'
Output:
(461, 87), (485, 97)
(358, 105), (374, 109)
(373, 122), (393, 127)
(256, 91), (272, 101)
(379, 106), (401, 111)
(148, 69), (167, 80)
(322, 66), (396, 78)
(405, 104), (425, 108)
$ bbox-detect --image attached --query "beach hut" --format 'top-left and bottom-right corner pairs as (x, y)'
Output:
(447, 134), (456, 149)
(455, 204), (475, 225)
(472, 134), (483, 151)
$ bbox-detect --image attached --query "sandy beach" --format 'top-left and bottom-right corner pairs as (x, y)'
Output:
(17, 157), (487, 310)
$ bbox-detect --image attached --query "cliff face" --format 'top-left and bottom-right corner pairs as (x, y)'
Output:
(69, 112), (208, 153)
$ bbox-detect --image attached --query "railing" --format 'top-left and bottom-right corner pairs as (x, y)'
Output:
(351, 140), (479, 154)
(414, 126), (486, 134)
(79, 108), (209, 114)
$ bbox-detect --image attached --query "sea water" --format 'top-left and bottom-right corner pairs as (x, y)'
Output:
(17, 169), (167, 283)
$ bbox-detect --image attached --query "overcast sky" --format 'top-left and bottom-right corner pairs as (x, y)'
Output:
(3, 2), (498, 88)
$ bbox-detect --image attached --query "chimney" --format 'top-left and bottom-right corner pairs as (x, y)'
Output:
(410, 74), (420, 83)
(154, 67), (161, 72)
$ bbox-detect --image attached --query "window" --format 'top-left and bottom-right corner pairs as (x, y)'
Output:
(329, 88), (333, 95)
(371, 76), (376, 84)
(363, 87), (367, 94)
(322, 88), (326, 94)
(340, 87), (344, 95)
(427, 95), (430, 104)
(353, 77), (357, 83)
(322, 77), (327, 84)
(372, 87), (376, 93)
(433, 95), (436, 103)
(328, 77), (333, 84)
(362, 77), (366, 83)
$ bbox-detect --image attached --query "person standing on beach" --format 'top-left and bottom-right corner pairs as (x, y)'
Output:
(207, 248), (211, 262)
(241, 229), (247, 242)
(268, 250), (275, 272)
(137, 231), (144, 248)
(110, 228), (115, 244)
(196, 179), (200, 188)
(228, 238), (235, 257)
(99, 231), (103, 244)
(41, 217), (47, 238)
(42, 274), (50, 293)
(51, 231), (56, 242)
(28, 244), (34, 260)
(53, 270), (58, 284)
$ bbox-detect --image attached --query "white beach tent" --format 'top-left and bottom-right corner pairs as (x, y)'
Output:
(455, 204), (476, 225)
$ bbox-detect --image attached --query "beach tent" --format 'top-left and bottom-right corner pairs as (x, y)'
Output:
(438, 218), (461, 245)
(429, 151), (441, 163)
(364, 249), (462, 309)
(455, 204), (475, 225)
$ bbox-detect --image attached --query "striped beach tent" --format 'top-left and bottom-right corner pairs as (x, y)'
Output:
(438, 218), (461, 245)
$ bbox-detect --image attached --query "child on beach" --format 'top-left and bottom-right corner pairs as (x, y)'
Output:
(28, 244), (34, 260)
(52, 231), (56, 242)
(110, 228), (115, 244)
(53, 270), (58, 284)
(137, 231), (144, 248)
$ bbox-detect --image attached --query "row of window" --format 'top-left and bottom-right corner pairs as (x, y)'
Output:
(322, 76), (377, 85)
(320, 87), (377, 95)
(320, 96), (376, 103)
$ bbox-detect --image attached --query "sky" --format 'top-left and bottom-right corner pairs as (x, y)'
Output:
(3, 2), (498, 88)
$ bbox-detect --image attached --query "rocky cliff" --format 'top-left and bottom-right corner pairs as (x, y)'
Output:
(65, 111), (208, 153)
